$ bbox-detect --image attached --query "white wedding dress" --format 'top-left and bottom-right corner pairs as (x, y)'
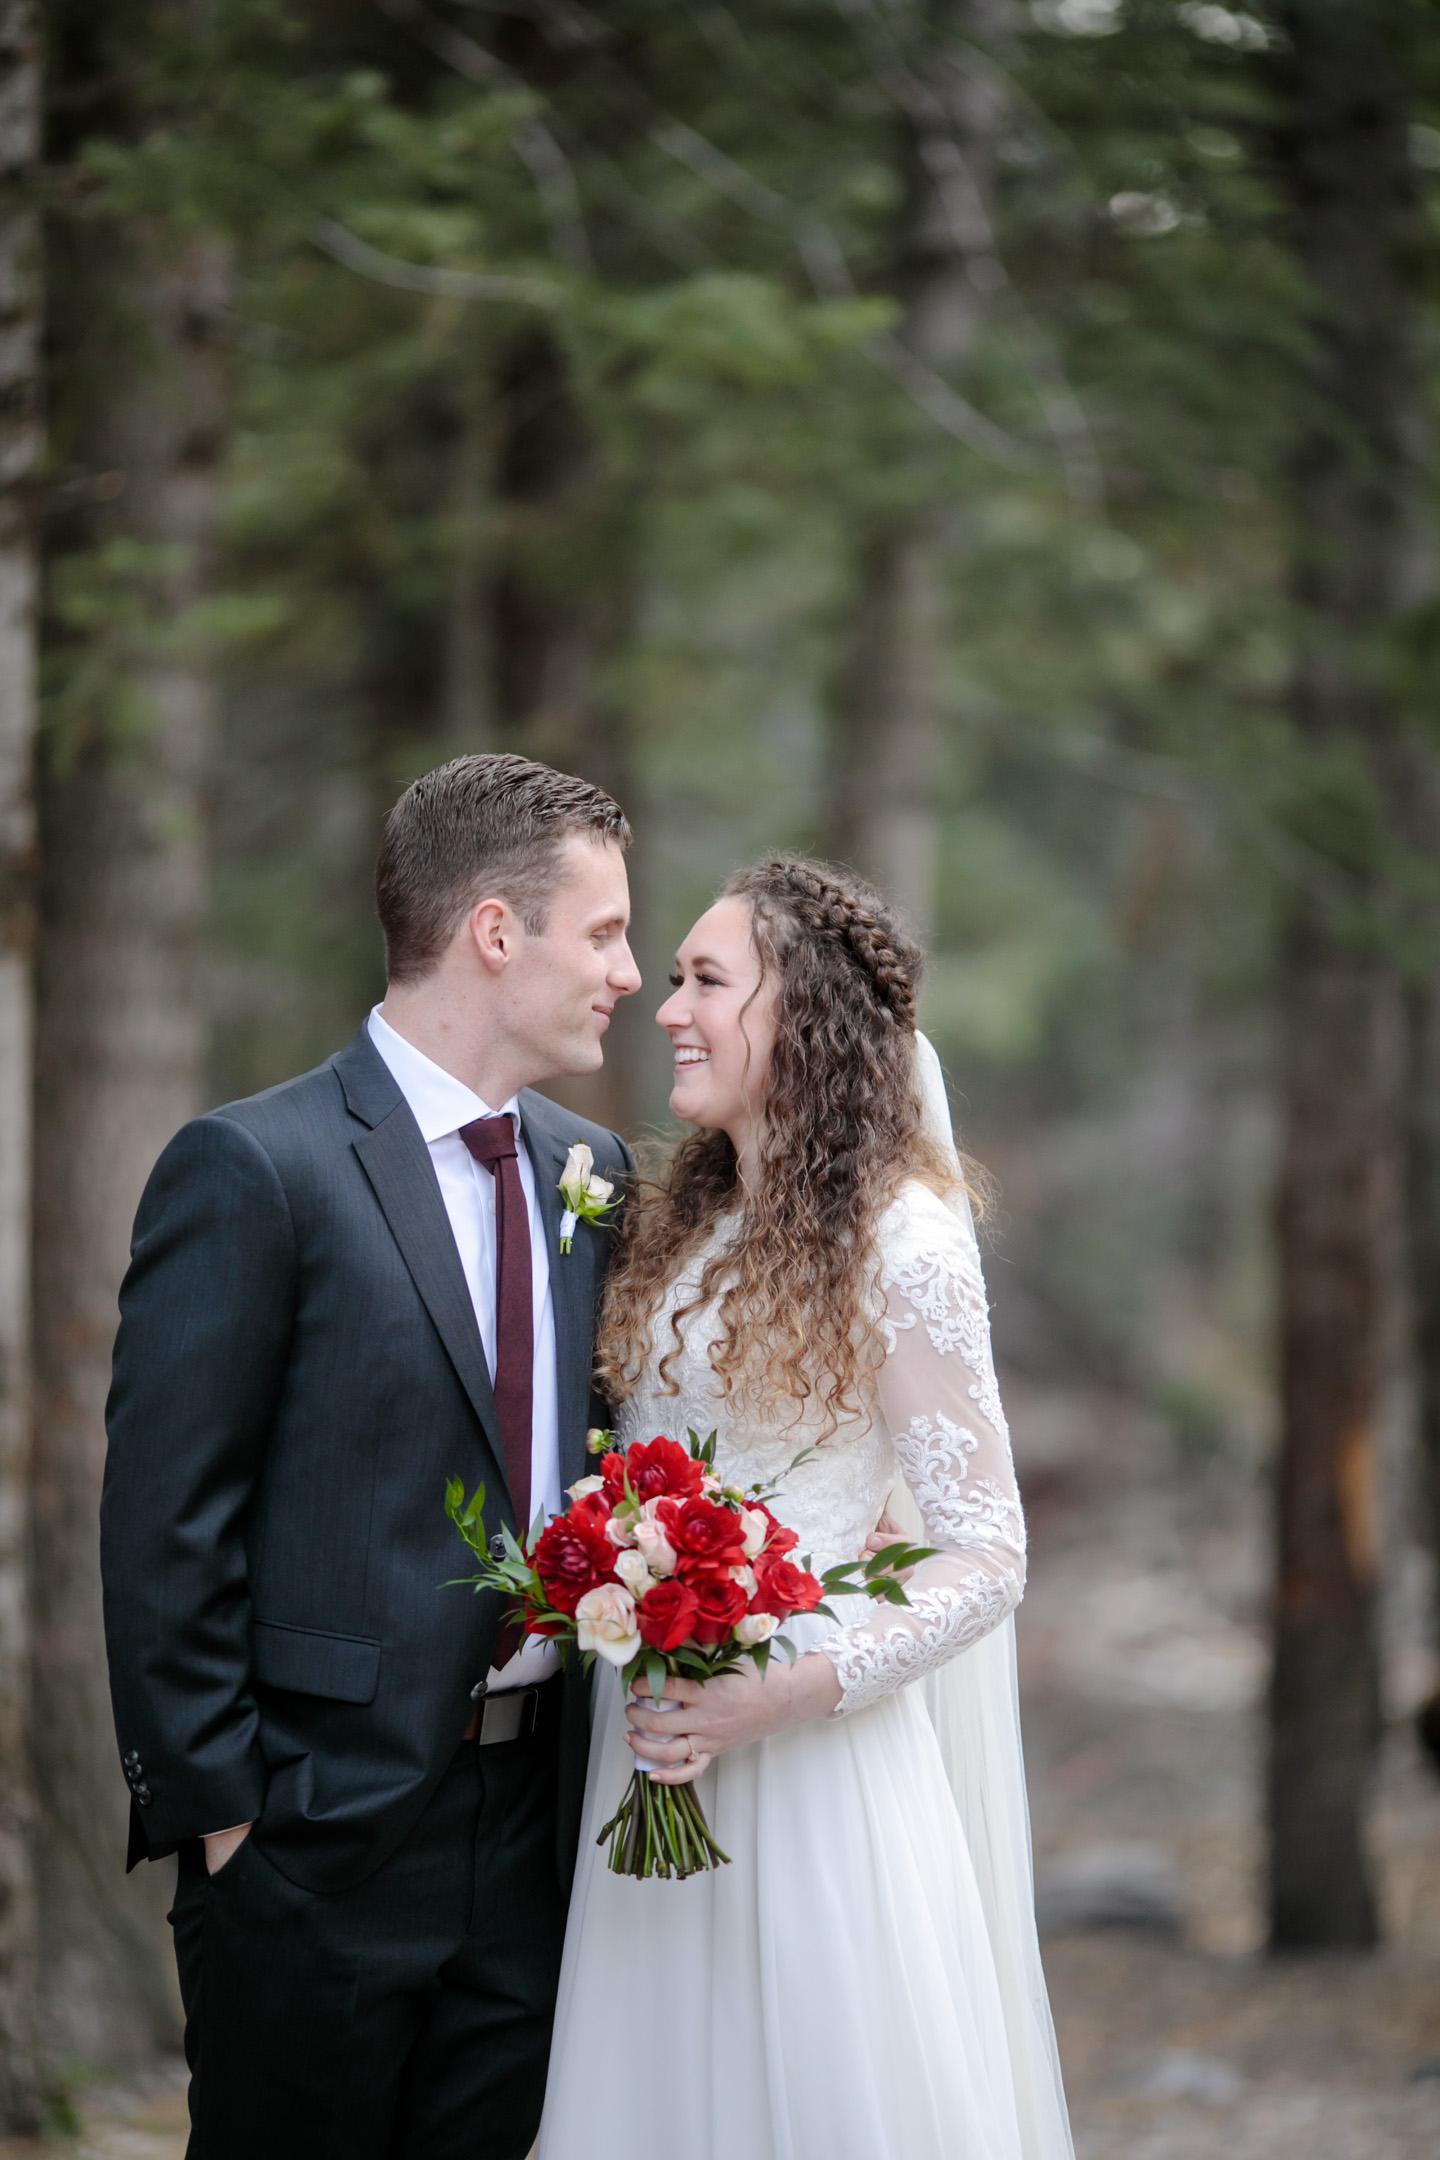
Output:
(538, 1120), (1072, 2159)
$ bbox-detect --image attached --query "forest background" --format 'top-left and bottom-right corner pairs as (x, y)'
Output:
(0, 0), (1437, 2132)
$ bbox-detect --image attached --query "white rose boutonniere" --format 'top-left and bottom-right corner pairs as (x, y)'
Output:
(557, 1141), (618, 1254)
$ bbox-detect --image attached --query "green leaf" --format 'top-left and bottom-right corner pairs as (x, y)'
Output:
(646, 1651), (668, 1708)
(573, 1189), (618, 1227)
(444, 1476), (490, 1562)
(862, 1540), (937, 1577)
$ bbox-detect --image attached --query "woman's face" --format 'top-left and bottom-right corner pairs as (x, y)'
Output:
(655, 897), (777, 1163)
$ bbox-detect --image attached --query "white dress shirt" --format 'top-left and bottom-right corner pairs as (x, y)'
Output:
(367, 1007), (561, 1689)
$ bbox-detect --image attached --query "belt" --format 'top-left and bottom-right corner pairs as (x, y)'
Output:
(465, 1675), (561, 1747)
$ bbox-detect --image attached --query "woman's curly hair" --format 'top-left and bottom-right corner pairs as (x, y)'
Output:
(597, 856), (979, 1439)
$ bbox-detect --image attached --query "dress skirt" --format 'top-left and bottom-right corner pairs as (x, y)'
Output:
(536, 1613), (1028, 2160)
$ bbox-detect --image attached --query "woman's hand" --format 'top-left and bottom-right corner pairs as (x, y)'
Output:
(864, 1502), (917, 1581)
(625, 1653), (842, 1786)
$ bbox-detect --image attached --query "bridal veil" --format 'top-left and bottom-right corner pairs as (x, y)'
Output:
(901, 1034), (1075, 2160)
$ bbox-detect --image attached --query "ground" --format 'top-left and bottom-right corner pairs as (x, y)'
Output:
(1017, 1376), (1440, 2159)
(0, 2070), (188, 2159)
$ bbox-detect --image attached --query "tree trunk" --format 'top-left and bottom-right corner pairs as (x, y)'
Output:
(1406, 950), (1440, 1777)
(0, 0), (42, 2126)
(832, 0), (1012, 940)
(1266, 0), (1416, 1952)
(834, 530), (943, 934)
(32, 218), (227, 2063)
(1270, 944), (1396, 1947)
(1410, 969), (1440, 1678)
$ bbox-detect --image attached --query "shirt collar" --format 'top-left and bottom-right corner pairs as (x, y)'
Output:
(367, 1006), (521, 1146)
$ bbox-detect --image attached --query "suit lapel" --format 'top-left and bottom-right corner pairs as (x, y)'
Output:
(520, 1093), (595, 1496)
(351, 1103), (512, 1514)
(336, 1025), (600, 1514)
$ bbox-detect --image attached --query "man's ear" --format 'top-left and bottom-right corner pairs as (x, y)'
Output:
(467, 898), (516, 976)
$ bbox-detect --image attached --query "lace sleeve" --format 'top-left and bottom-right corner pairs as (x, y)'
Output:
(818, 1186), (1027, 1717)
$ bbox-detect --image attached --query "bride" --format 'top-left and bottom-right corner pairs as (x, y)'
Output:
(537, 857), (1072, 2160)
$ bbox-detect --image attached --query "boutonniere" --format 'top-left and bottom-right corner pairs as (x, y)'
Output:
(557, 1142), (617, 1254)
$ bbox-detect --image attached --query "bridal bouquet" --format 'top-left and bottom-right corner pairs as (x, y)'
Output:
(445, 1429), (931, 1881)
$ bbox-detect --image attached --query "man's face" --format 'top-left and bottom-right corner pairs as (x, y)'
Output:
(500, 835), (641, 1080)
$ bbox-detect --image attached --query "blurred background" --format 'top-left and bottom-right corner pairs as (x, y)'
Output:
(1, 0), (1439, 2151)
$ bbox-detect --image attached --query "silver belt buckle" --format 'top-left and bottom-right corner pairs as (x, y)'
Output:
(478, 1686), (538, 1745)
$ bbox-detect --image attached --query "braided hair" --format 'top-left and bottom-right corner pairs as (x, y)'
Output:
(597, 856), (970, 1439)
(731, 856), (920, 1032)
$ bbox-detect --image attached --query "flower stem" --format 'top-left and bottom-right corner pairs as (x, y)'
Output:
(597, 1768), (732, 1880)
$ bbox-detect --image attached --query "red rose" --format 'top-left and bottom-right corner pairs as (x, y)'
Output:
(669, 1496), (747, 1573)
(604, 1436), (705, 1505)
(757, 1505), (799, 1556)
(691, 1576), (749, 1645)
(750, 1555), (823, 1619)
(673, 1558), (742, 1587)
(636, 1579), (699, 1652)
(533, 1502), (616, 1615)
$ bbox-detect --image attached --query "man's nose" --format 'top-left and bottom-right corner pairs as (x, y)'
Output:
(610, 939), (642, 996)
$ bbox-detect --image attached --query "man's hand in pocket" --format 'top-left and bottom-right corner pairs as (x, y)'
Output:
(203, 1823), (253, 1876)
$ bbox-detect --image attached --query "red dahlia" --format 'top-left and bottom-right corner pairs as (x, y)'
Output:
(533, 1502), (616, 1615)
(669, 1495), (747, 1572)
(602, 1435), (706, 1505)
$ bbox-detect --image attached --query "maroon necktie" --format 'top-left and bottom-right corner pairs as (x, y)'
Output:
(459, 1115), (534, 1543)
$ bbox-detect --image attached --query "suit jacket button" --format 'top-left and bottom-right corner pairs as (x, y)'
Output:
(488, 1533), (506, 1560)
(469, 1681), (487, 1703)
(122, 1752), (141, 1769)
(134, 1786), (153, 1808)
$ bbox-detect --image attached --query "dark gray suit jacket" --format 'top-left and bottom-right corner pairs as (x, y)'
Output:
(100, 1025), (632, 1893)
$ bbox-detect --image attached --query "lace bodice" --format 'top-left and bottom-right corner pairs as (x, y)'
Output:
(616, 1179), (1026, 1715)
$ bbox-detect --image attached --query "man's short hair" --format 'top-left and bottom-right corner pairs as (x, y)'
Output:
(375, 753), (632, 984)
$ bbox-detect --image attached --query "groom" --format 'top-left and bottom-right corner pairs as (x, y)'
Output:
(101, 754), (640, 2158)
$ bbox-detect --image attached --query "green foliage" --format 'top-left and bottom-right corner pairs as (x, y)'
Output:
(443, 1476), (488, 1566)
